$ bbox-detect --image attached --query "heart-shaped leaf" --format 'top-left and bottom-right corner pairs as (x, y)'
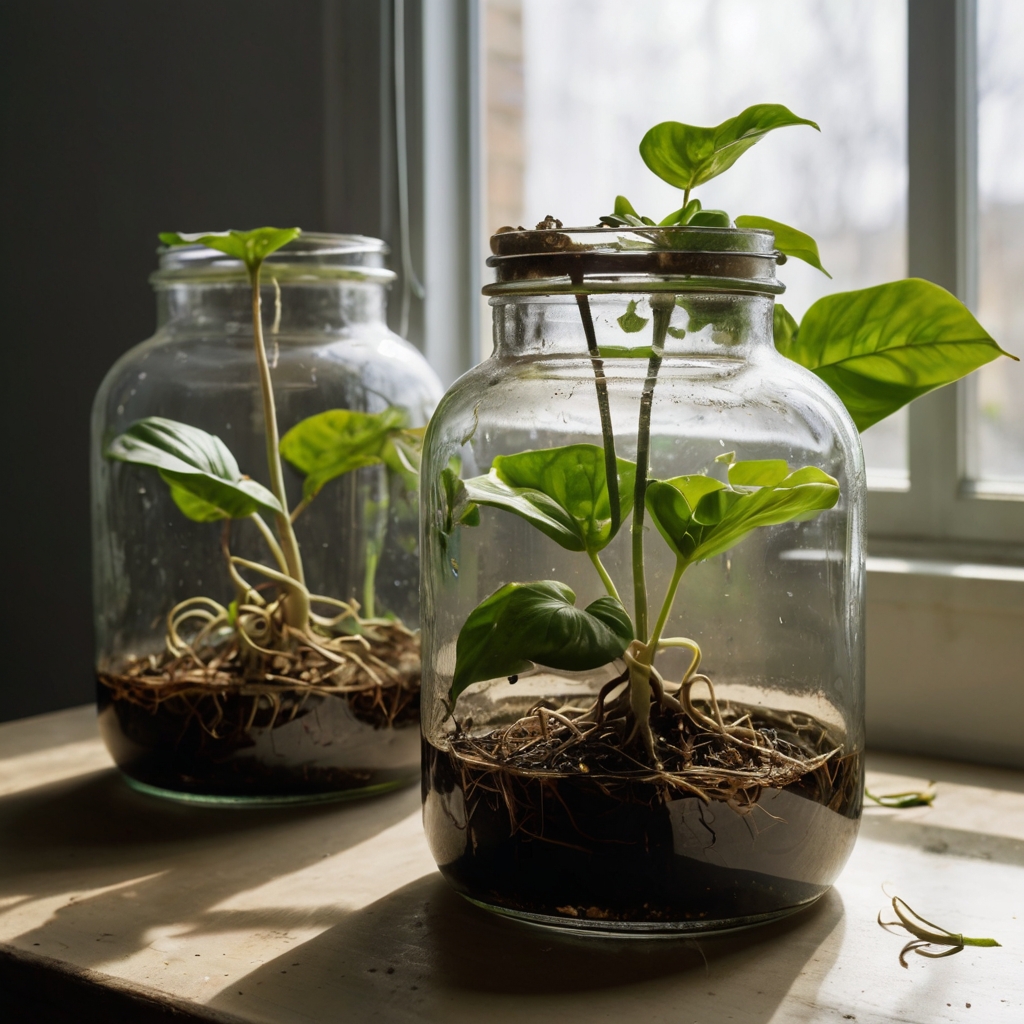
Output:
(280, 407), (410, 501)
(735, 215), (831, 277)
(450, 580), (634, 702)
(776, 279), (1016, 431)
(689, 209), (732, 227)
(159, 227), (301, 273)
(464, 444), (636, 554)
(107, 417), (282, 521)
(639, 105), (819, 192)
(646, 458), (839, 565)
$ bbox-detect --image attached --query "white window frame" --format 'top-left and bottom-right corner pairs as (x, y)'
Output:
(868, 0), (1024, 557)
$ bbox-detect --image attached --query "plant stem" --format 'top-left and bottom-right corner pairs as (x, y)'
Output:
(647, 557), (687, 652)
(588, 550), (621, 602)
(249, 513), (289, 575)
(573, 285), (620, 535)
(631, 296), (674, 642)
(683, 187), (691, 209)
(248, 263), (306, 604)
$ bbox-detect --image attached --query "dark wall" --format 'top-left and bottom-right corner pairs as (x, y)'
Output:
(1, 2), (331, 721)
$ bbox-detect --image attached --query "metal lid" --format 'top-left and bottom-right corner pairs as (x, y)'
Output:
(151, 232), (397, 286)
(485, 223), (784, 297)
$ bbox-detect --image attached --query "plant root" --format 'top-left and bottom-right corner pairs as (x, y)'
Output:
(99, 593), (420, 737)
(446, 668), (851, 843)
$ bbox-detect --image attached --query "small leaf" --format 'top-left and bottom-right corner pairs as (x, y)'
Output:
(865, 787), (936, 808)
(280, 407), (409, 501)
(596, 345), (654, 359)
(735, 215), (831, 277)
(107, 417), (282, 521)
(639, 105), (819, 192)
(450, 580), (634, 702)
(658, 198), (702, 226)
(666, 326), (687, 340)
(614, 195), (640, 219)
(159, 227), (301, 273)
(689, 209), (731, 227)
(617, 299), (650, 333)
(466, 444), (636, 554)
(646, 459), (839, 564)
(773, 303), (800, 349)
(778, 279), (1016, 431)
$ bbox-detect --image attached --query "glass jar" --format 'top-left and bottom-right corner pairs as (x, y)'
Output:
(92, 234), (442, 804)
(420, 226), (865, 935)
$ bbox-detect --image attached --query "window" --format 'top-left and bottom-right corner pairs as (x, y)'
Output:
(480, 0), (1024, 554)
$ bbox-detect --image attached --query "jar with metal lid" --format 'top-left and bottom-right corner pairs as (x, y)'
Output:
(420, 225), (864, 934)
(92, 233), (442, 804)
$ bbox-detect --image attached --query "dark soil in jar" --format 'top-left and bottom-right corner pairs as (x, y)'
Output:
(423, 700), (862, 927)
(96, 623), (421, 799)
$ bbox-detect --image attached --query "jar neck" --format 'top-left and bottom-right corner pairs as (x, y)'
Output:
(155, 280), (388, 335)
(490, 292), (775, 360)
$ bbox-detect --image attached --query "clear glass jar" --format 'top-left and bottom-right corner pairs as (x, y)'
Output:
(92, 234), (442, 804)
(420, 226), (865, 935)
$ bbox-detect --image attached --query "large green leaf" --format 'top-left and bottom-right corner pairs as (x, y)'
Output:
(280, 407), (409, 501)
(450, 580), (634, 702)
(646, 458), (839, 565)
(777, 279), (1015, 431)
(639, 105), (819, 192)
(734, 215), (830, 277)
(159, 228), (301, 273)
(107, 417), (282, 521)
(773, 303), (800, 349)
(464, 444), (636, 553)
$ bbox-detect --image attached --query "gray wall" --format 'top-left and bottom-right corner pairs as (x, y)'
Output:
(1, 1), (409, 721)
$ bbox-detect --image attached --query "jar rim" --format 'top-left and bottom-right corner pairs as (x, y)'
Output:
(151, 232), (397, 286)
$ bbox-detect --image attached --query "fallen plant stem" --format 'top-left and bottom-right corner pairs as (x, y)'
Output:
(865, 786), (936, 808)
(878, 896), (1000, 968)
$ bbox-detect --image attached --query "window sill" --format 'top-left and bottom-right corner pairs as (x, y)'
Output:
(867, 551), (1024, 769)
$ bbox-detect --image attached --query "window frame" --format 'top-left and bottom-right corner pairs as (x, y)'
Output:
(867, 0), (1024, 555)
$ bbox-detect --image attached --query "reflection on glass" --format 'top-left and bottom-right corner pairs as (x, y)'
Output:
(972, 0), (1024, 491)
(482, 0), (908, 486)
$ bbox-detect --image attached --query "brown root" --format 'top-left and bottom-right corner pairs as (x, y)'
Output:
(99, 595), (420, 737)
(447, 671), (850, 840)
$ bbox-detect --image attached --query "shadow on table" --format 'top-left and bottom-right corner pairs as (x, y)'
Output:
(210, 872), (845, 1024)
(0, 767), (420, 970)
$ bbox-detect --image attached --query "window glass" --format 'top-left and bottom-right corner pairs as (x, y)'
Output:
(970, 0), (1024, 492)
(482, 0), (908, 488)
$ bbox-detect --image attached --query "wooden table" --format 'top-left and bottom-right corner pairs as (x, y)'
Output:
(1, 706), (1021, 1023)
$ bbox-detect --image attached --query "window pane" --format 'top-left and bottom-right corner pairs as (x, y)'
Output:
(971, 0), (1024, 491)
(482, 0), (908, 487)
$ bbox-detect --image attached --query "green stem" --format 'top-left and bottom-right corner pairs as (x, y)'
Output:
(248, 263), (306, 619)
(588, 550), (621, 602)
(683, 187), (691, 209)
(647, 557), (687, 653)
(249, 513), (289, 575)
(574, 287), (620, 535)
(631, 296), (674, 642)
(362, 471), (390, 619)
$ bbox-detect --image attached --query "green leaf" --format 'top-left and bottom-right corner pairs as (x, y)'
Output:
(689, 209), (731, 227)
(735, 215), (831, 277)
(159, 227), (301, 273)
(658, 198), (702, 226)
(381, 426), (425, 491)
(465, 444), (636, 554)
(450, 581), (634, 702)
(280, 407), (409, 501)
(596, 345), (655, 359)
(439, 465), (480, 549)
(614, 195), (640, 219)
(646, 458), (839, 565)
(617, 299), (649, 333)
(107, 417), (282, 521)
(773, 303), (800, 349)
(639, 105), (819, 192)
(778, 278), (1017, 431)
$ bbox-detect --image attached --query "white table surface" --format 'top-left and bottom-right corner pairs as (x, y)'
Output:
(1, 705), (1021, 1023)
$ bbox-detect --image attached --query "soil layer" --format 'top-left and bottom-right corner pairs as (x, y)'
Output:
(423, 703), (862, 928)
